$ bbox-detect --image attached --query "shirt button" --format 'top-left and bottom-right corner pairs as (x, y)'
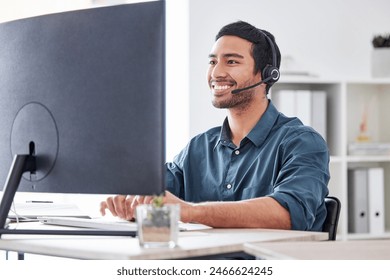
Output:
(234, 150), (240, 155)
(226, 184), (232, 189)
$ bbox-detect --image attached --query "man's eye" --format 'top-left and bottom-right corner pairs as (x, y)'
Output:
(209, 60), (216, 65)
(227, 60), (238, 64)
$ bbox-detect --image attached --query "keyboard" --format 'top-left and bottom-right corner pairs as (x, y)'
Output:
(38, 216), (212, 232)
(39, 216), (137, 231)
(8, 203), (90, 220)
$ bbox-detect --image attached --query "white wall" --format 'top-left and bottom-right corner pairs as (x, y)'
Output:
(165, 0), (190, 161)
(188, 0), (390, 137)
(1, 0), (389, 211)
(0, 0), (92, 22)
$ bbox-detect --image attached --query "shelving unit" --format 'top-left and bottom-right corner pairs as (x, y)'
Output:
(271, 77), (390, 240)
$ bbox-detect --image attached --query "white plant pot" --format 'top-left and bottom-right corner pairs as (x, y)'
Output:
(371, 48), (390, 78)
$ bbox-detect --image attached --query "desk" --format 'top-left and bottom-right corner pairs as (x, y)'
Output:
(0, 223), (328, 259)
(244, 239), (390, 259)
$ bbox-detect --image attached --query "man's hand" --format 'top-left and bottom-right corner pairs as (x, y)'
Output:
(99, 191), (191, 221)
(100, 195), (153, 220)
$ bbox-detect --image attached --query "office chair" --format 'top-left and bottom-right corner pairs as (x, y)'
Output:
(322, 196), (341, 240)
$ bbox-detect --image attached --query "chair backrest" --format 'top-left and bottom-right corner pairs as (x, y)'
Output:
(322, 196), (341, 240)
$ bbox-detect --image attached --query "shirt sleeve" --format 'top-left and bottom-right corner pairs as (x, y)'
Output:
(268, 129), (330, 231)
(164, 143), (189, 199)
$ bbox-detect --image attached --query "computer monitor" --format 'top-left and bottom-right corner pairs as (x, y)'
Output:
(0, 1), (165, 235)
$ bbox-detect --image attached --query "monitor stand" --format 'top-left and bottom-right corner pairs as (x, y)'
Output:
(0, 154), (136, 237)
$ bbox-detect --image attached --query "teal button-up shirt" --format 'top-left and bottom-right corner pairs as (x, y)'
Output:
(166, 101), (330, 231)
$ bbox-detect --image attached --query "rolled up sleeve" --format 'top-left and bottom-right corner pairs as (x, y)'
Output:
(268, 130), (330, 231)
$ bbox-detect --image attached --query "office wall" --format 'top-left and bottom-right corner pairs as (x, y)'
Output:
(187, 0), (390, 138)
(0, 0), (91, 23)
(1, 0), (389, 167)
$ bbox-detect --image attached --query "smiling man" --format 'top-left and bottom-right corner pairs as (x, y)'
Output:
(101, 21), (330, 232)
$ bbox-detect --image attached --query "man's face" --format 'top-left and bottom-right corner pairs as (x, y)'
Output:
(207, 35), (262, 109)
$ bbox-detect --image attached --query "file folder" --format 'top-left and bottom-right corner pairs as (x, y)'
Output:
(367, 167), (385, 234)
(348, 169), (369, 233)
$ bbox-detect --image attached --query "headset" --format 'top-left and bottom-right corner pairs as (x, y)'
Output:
(259, 29), (280, 85)
(231, 29), (280, 94)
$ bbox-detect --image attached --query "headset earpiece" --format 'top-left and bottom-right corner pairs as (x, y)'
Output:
(262, 65), (280, 85)
(259, 29), (280, 85)
(231, 29), (280, 94)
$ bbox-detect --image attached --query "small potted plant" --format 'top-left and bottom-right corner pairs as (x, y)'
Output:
(371, 33), (390, 77)
(136, 195), (180, 248)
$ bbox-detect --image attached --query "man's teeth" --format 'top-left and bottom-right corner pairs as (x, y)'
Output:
(214, 85), (231, 90)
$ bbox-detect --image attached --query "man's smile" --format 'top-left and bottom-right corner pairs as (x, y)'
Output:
(211, 81), (235, 93)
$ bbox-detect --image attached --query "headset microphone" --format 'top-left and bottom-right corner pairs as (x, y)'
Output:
(231, 29), (280, 95)
(231, 72), (277, 94)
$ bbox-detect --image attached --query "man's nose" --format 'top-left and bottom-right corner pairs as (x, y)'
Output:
(210, 63), (228, 79)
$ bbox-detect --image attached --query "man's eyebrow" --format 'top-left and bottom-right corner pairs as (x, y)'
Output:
(208, 53), (245, 59)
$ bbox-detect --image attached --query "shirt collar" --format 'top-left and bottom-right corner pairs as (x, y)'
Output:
(214, 118), (232, 150)
(214, 100), (279, 149)
(246, 100), (279, 147)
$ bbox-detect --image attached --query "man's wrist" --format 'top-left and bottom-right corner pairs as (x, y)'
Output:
(181, 202), (198, 223)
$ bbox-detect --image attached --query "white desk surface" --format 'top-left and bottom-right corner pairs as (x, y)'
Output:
(244, 239), (390, 260)
(0, 223), (328, 259)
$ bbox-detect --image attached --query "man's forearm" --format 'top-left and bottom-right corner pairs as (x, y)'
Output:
(182, 196), (291, 229)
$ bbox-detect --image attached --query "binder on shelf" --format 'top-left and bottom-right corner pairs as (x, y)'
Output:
(347, 168), (369, 233)
(311, 90), (327, 141)
(272, 89), (327, 141)
(271, 90), (296, 117)
(348, 167), (386, 235)
(295, 90), (312, 126)
(367, 167), (385, 234)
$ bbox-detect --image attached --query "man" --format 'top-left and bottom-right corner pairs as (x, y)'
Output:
(100, 21), (330, 231)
